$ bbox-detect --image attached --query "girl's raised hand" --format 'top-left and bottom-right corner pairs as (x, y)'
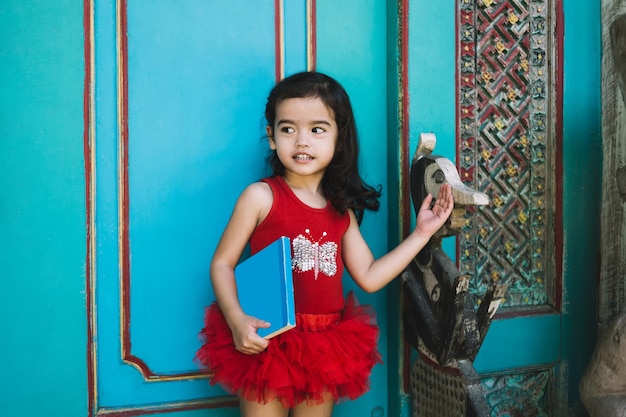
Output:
(415, 183), (454, 238)
(229, 313), (271, 355)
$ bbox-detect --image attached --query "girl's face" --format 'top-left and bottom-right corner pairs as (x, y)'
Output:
(267, 97), (338, 180)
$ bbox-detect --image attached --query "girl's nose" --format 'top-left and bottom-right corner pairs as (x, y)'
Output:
(295, 133), (310, 147)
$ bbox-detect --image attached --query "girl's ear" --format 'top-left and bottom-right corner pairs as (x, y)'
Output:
(266, 125), (276, 150)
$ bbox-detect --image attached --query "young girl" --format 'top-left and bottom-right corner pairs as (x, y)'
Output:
(196, 71), (454, 417)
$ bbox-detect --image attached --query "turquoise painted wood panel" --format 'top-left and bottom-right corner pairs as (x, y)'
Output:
(0, 0), (88, 416)
(560, 0), (602, 406)
(91, 0), (390, 415)
(93, 0), (276, 411)
(122, 1), (276, 378)
(474, 314), (560, 373)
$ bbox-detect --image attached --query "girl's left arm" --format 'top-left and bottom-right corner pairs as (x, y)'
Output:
(342, 183), (453, 293)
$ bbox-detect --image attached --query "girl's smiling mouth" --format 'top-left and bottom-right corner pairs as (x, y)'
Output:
(294, 153), (313, 161)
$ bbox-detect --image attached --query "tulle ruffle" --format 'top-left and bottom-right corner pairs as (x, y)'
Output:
(196, 291), (381, 407)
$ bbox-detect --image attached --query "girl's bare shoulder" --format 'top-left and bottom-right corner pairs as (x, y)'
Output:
(238, 181), (274, 224)
(240, 181), (273, 202)
(233, 181), (271, 213)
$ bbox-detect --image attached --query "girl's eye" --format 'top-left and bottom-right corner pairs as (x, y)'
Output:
(312, 127), (325, 134)
(280, 126), (295, 134)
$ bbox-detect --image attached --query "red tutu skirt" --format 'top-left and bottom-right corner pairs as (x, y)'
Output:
(195, 291), (382, 407)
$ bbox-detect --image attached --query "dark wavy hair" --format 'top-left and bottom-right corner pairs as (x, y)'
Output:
(265, 71), (381, 223)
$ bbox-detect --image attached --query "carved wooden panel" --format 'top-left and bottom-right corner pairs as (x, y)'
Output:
(482, 367), (555, 416)
(457, 0), (558, 308)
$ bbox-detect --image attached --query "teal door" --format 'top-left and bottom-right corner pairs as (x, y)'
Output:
(89, 1), (390, 415)
(389, 1), (600, 416)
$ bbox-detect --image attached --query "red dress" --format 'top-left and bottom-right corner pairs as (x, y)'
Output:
(196, 176), (381, 407)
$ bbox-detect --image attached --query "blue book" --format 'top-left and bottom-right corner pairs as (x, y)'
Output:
(235, 236), (296, 339)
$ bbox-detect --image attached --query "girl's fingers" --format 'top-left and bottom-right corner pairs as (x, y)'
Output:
(235, 327), (269, 354)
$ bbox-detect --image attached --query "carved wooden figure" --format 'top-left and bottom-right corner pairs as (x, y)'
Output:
(401, 133), (507, 417)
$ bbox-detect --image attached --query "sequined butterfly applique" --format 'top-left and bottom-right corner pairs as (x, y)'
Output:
(292, 229), (338, 280)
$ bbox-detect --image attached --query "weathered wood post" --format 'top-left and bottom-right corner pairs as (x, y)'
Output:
(578, 7), (626, 416)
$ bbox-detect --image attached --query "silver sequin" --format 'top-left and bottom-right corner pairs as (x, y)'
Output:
(291, 229), (338, 280)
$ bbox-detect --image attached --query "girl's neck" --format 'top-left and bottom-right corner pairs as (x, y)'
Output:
(281, 174), (327, 209)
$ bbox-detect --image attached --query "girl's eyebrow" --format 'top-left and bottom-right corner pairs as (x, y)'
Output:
(277, 119), (332, 126)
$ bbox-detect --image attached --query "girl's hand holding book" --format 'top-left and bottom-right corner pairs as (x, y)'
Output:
(229, 312), (271, 355)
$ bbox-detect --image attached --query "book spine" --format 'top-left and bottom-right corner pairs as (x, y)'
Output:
(281, 237), (295, 326)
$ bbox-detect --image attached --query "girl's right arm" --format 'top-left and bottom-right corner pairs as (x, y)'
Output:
(210, 182), (274, 354)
